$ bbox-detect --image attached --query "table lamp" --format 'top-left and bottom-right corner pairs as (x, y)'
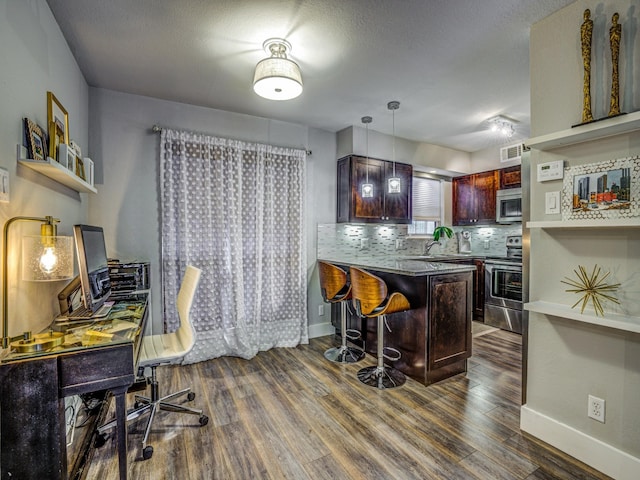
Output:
(1, 216), (73, 349)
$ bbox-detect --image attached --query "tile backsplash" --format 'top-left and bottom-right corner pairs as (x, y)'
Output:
(317, 223), (523, 258)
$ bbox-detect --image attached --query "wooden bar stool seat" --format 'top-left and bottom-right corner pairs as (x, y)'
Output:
(349, 267), (410, 389)
(318, 261), (365, 363)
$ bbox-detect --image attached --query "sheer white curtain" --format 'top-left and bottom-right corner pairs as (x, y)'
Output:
(159, 128), (308, 363)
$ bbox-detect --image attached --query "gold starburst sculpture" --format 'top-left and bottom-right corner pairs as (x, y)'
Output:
(560, 265), (620, 316)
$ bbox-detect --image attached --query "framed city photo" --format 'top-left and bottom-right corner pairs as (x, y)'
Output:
(47, 91), (69, 161)
(24, 118), (47, 161)
(561, 155), (639, 220)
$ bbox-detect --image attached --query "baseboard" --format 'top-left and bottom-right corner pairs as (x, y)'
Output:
(520, 405), (640, 480)
(308, 321), (334, 339)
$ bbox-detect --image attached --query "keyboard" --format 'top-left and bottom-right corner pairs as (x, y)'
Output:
(60, 301), (114, 321)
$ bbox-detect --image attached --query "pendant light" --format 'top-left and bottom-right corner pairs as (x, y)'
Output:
(387, 101), (401, 193)
(361, 116), (373, 198)
(253, 38), (303, 101)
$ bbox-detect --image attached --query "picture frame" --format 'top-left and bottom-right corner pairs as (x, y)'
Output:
(83, 157), (94, 186)
(58, 144), (76, 171)
(75, 156), (86, 181)
(561, 155), (640, 220)
(24, 118), (48, 161)
(0, 167), (9, 203)
(47, 91), (69, 161)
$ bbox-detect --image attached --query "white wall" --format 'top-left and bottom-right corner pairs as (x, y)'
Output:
(526, 1), (640, 478)
(0, 0), (89, 336)
(88, 88), (336, 335)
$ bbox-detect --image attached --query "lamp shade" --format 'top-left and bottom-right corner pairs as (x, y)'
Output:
(22, 235), (74, 281)
(253, 57), (303, 100)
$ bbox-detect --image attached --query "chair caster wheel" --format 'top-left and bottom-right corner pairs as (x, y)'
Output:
(94, 433), (108, 448)
(142, 445), (154, 460)
(199, 415), (209, 426)
(187, 392), (195, 402)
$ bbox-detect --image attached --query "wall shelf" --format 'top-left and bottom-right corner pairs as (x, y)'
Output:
(525, 301), (640, 334)
(17, 145), (97, 194)
(526, 110), (640, 151)
(527, 219), (640, 229)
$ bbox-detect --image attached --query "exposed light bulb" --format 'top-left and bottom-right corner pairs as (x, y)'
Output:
(39, 246), (58, 274)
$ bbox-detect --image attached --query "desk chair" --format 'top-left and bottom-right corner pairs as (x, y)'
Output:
(349, 267), (410, 389)
(97, 265), (208, 460)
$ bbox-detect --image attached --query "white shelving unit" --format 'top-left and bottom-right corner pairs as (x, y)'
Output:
(17, 145), (97, 194)
(527, 218), (640, 229)
(526, 110), (640, 150)
(527, 112), (640, 334)
(525, 301), (640, 334)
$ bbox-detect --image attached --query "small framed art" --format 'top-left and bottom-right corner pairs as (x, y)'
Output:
(562, 155), (639, 220)
(47, 91), (69, 161)
(24, 118), (47, 161)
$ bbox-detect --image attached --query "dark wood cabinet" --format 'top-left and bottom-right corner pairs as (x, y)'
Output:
(452, 170), (499, 225)
(500, 165), (521, 189)
(337, 155), (412, 224)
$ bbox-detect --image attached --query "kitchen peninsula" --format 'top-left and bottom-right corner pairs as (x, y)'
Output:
(318, 256), (475, 385)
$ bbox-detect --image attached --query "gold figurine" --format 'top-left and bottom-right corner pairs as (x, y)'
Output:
(580, 9), (594, 123)
(609, 13), (621, 116)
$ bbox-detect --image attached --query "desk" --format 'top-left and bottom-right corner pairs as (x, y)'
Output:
(0, 293), (148, 480)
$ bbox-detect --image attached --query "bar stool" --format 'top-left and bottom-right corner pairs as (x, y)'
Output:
(349, 267), (410, 389)
(318, 261), (365, 363)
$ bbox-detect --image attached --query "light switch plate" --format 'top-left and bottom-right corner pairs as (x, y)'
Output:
(545, 191), (560, 214)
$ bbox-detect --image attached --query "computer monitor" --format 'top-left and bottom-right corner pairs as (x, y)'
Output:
(73, 224), (111, 312)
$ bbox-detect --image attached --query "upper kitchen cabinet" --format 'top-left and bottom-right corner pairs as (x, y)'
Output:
(499, 165), (521, 189)
(337, 155), (413, 224)
(452, 170), (499, 225)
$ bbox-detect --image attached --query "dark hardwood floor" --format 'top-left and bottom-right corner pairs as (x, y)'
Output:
(84, 328), (611, 479)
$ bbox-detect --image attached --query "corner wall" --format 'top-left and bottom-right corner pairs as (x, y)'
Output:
(526, 1), (640, 478)
(0, 0), (89, 335)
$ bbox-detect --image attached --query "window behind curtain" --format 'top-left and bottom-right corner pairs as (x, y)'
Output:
(408, 175), (442, 236)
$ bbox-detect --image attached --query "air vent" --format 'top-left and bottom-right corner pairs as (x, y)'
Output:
(500, 143), (528, 163)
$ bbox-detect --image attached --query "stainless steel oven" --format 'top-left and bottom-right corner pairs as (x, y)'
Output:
(484, 259), (523, 333)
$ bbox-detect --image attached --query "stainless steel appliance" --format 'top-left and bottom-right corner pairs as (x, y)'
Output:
(496, 188), (522, 223)
(484, 235), (523, 333)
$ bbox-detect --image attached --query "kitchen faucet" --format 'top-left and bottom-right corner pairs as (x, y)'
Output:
(424, 240), (441, 255)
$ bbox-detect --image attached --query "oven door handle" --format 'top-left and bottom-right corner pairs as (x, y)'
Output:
(485, 262), (522, 271)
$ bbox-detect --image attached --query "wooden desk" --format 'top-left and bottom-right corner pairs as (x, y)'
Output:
(0, 293), (148, 480)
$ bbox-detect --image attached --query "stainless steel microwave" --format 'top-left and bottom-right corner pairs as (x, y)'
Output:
(496, 188), (522, 223)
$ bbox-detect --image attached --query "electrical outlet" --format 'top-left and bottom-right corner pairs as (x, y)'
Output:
(588, 394), (605, 423)
(395, 239), (404, 250)
(360, 238), (369, 250)
(318, 304), (325, 316)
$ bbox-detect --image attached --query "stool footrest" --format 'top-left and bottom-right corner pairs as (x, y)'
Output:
(345, 329), (362, 341)
(383, 346), (401, 362)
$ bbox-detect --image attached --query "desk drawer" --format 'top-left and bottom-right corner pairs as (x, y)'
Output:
(58, 344), (134, 397)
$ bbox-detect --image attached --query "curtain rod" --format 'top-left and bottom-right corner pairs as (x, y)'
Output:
(151, 124), (312, 156)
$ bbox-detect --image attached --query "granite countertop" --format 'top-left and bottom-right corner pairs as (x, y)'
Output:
(317, 255), (477, 277)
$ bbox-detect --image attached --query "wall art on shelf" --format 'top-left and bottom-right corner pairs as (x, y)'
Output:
(0, 167), (9, 203)
(83, 158), (94, 186)
(47, 91), (69, 162)
(23, 118), (47, 161)
(75, 156), (86, 181)
(560, 264), (620, 317)
(562, 155), (639, 220)
(58, 144), (76, 171)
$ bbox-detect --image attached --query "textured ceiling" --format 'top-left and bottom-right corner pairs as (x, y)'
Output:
(45, 0), (575, 153)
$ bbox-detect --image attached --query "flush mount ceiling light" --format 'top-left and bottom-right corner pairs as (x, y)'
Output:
(489, 115), (515, 137)
(253, 38), (303, 101)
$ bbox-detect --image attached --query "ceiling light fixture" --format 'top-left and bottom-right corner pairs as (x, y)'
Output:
(361, 116), (373, 198)
(387, 101), (401, 194)
(253, 38), (303, 101)
(489, 115), (515, 137)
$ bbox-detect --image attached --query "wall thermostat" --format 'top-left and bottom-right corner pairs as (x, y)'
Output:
(537, 160), (564, 182)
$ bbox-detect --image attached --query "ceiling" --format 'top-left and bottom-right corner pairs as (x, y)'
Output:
(45, 0), (575, 153)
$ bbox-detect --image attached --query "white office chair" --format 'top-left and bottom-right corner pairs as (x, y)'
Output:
(97, 265), (208, 460)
